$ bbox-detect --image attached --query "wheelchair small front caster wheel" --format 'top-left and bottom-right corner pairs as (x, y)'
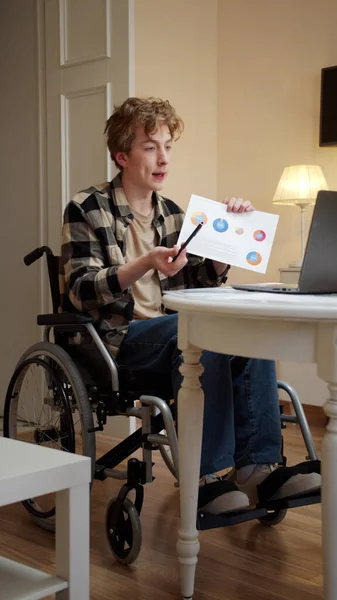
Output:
(106, 496), (142, 564)
(258, 508), (287, 526)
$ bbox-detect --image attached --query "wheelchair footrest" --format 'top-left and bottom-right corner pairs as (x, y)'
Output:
(198, 507), (266, 530)
(197, 489), (321, 531)
(260, 488), (321, 511)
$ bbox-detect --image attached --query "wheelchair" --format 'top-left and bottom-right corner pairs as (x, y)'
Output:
(3, 246), (321, 564)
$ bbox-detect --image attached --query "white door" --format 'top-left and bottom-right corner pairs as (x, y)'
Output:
(44, 0), (134, 253)
(43, 0), (135, 437)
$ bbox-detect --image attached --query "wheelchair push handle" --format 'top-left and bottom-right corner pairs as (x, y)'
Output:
(24, 246), (53, 266)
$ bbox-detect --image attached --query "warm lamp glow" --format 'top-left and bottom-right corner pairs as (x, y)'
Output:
(273, 164), (328, 207)
(272, 164), (328, 265)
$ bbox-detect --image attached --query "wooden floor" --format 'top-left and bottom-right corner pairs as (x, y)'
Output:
(0, 423), (323, 599)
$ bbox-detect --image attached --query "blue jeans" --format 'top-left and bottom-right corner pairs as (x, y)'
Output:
(117, 314), (282, 476)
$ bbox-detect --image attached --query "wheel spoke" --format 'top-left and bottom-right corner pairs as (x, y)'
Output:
(114, 524), (126, 552)
(123, 518), (133, 547)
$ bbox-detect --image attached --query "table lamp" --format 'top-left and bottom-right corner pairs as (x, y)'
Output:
(272, 164), (328, 266)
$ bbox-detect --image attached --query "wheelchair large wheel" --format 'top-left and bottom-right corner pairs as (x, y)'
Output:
(4, 341), (96, 531)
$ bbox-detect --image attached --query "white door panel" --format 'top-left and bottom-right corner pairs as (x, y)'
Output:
(45, 0), (132, 253)
(43, 0), (134, 438)
(61, 83), (111, 200)
(59, 0), (108, 65)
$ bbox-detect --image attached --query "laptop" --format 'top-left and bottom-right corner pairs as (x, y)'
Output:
(232, 190), (337, 295)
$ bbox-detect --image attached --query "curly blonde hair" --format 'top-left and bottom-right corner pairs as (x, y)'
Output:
(104, 97), (184, 170)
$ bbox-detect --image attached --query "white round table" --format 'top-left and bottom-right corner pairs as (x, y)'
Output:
(163, 287), (337, 600)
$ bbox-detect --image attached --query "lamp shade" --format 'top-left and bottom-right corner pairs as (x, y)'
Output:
(272, 164), (328, 206)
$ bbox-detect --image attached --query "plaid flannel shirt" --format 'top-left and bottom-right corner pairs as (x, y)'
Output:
(61, 174), (230, 354)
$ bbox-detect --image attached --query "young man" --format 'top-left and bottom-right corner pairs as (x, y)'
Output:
(61, 97), (320, 513)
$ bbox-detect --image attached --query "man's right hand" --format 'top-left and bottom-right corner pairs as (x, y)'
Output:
(117, 244), (187, 291)
(149, 245), (187, 277)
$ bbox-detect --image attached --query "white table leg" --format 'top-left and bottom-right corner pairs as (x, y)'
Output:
(55, 483), (90, 599)
(317, 323), (337, 600)
(177, 346), (204, 600)
(322, 385), (337, 600)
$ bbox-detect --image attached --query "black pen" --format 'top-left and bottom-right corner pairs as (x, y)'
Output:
(172, 221), (203, 262)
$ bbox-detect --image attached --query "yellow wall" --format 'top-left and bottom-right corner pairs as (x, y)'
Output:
(134, 0), (218, 207)
(135, 0), (337, 284)
(217, 0), (337, 283)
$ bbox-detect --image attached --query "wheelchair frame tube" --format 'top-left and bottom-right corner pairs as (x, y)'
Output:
(147, 434), (169, 446)
(85, 323), (119, 392)
(278, 380), (318, 461)
(140, 395), (179, 480)
(141, 405), (154, 483)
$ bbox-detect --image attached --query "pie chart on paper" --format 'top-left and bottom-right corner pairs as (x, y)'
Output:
(213, 218), (229, 233)
(191, 212), (208, 226)
(246, 251), (262, 266)
(253, 229), (266, 242)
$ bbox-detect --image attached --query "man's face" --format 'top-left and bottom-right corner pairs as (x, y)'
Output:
(116, 124), (172, 192)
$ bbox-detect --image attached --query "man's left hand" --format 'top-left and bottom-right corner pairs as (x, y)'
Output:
(222, 196), (255, 213)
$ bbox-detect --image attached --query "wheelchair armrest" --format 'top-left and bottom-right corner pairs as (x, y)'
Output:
(37, 313), (94, 326)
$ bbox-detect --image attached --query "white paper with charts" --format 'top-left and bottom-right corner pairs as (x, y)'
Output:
(177, 195), (279, 274)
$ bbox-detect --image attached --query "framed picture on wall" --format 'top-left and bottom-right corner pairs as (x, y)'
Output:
(320, 65), (337, 146)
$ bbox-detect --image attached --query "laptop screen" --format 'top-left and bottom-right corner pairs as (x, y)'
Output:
(299, 190), (337, 293)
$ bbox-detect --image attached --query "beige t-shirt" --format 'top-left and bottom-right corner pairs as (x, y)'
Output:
(125, 208), (163, 320)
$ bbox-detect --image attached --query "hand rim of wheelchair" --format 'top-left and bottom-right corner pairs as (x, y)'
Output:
(106, 496), (142, 564)
(3, 341), (96, 531)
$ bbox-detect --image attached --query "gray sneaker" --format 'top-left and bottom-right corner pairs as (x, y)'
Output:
(198, 474), (250, 514)
(227, 464), (321, 506)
